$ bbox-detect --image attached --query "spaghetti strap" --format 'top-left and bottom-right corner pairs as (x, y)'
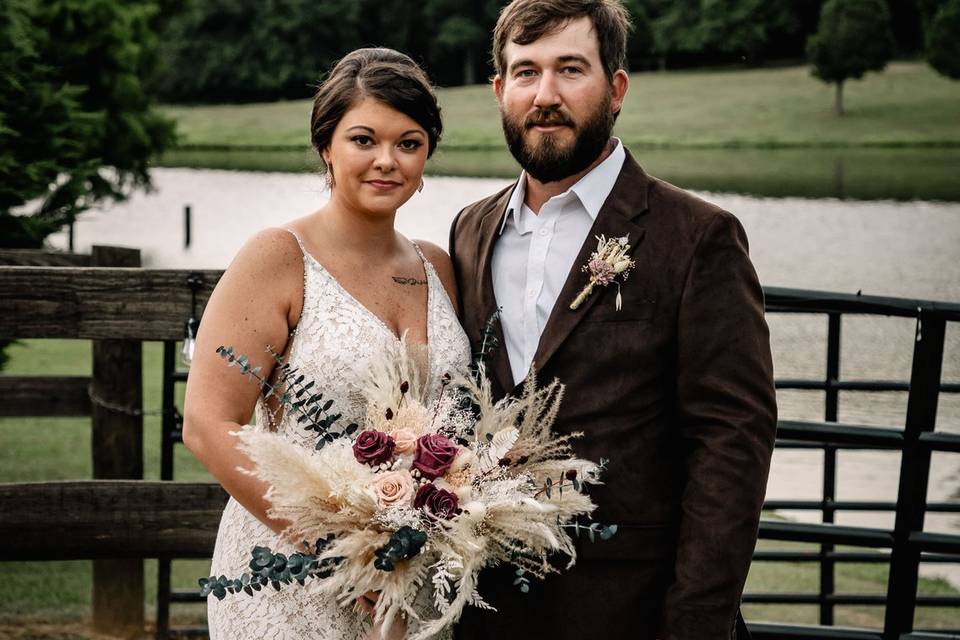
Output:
(282, 228), (309, 257)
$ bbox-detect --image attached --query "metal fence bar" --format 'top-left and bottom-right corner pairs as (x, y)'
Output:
(763, 500), (960, 513)
(821, 312), (841, 625)
(777, 380), (960, 393)
(884, 314), (947, 639)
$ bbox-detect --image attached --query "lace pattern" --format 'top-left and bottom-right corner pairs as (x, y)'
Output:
(207, 229), (470, 639)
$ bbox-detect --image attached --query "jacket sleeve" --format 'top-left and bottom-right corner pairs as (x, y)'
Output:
(658, 211), (778, 640)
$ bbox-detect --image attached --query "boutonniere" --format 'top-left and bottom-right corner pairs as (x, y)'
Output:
(570, 234), (636, 311)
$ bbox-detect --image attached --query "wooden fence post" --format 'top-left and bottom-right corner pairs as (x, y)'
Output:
(90, 246), (145, 638)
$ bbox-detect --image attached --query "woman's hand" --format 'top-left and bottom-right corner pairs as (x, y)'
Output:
(358, 591), (406, 640)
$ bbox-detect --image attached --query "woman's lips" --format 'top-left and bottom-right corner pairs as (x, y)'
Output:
(366, 180), (402, 190)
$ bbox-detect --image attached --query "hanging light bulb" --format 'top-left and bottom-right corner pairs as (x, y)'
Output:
(181, 273), (203, 367)
(181, 316), (200, 366)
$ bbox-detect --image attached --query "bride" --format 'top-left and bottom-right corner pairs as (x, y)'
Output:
(182, 48), (470, 639)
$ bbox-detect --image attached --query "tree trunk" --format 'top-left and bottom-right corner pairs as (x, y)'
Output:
(463, 47), (477, 86)
(834, 80), (845, 116)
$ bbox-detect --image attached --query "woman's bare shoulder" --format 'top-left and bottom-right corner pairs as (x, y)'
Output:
(228, 227), (303, 277)
(414, 239), (459, 313)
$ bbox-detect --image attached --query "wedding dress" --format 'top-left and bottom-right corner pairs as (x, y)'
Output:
(207, 229), (471, 639)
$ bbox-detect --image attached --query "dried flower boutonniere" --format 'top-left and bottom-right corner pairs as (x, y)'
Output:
(569, 234), (636, 311)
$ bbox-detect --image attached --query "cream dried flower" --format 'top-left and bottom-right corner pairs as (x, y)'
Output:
(570, 234), (636, 310)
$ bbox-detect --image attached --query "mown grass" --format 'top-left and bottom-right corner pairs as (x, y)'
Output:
(162, 63), (960, 151)
(1, 339), (958, 634)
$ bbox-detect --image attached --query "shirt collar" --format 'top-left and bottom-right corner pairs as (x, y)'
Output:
(498, 138), (625, 235)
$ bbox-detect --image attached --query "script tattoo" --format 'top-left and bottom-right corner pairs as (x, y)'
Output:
(392, 275), (427, 286)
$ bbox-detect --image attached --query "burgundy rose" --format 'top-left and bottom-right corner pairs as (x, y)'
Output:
(352, 430), (395, 466)
(412, 434), (458, 479)
(414, 483), (460, 520)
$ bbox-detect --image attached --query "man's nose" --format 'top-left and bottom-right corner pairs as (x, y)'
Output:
(532, 71), (561, 110)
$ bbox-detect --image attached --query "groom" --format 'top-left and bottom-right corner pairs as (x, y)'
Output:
(449, 0), (777, 638)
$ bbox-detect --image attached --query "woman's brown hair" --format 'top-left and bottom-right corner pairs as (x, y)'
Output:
(310, 48), (443, 172)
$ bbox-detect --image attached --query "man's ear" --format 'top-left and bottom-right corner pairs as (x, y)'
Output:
(610, 69), (629, 114)
(493, 74), (504, 101)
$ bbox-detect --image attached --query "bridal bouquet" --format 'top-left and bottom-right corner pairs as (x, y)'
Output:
(201, 335), (615, 639)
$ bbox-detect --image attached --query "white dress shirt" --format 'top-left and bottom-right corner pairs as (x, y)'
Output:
(492, 140), (626, 386)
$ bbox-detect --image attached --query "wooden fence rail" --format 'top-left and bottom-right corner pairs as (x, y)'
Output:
(0, 481), (227, 560)
(0, 266), (221, 340)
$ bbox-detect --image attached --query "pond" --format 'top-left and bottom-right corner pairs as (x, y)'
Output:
(49, 164), (960, 585)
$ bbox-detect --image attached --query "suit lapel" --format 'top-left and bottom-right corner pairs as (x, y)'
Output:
(525, 153), (651, 386)
(474, 184), (516, 397)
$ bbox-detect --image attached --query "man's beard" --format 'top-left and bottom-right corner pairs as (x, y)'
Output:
(501, 93), (614, 184)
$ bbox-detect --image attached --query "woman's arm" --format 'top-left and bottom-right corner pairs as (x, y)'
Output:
(182, 228), (304, 536)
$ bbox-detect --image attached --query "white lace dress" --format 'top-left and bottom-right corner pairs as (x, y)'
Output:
(207, 230), (471, 639)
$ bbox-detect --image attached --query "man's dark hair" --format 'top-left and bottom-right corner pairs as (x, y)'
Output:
(492, 0), (633, 81)
(310, 48), (443, 170)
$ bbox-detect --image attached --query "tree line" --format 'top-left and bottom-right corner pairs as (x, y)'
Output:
(146, 0), (958, 103)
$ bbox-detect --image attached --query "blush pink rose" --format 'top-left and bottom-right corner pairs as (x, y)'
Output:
(373, 470), (415, 507)
(392, 428), (418, 455)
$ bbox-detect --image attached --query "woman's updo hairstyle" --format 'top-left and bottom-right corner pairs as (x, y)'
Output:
(310, 48), (443, 173)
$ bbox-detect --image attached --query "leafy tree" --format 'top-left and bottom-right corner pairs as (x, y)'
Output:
(806, 0), (896, 115)
(622, 0), (655, 70)
(0, 0), (175, 248)
(697, 0), (802, 63)
(150, 0), (363, 102)
(649, 0), (702, 68)
(420, 0), (487, 86)
(925, 0), (960, 79)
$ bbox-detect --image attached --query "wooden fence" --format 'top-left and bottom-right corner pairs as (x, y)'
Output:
(0, 249), (224, 639)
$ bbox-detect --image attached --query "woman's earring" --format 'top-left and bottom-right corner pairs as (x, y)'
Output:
(418, 179), (424, 193)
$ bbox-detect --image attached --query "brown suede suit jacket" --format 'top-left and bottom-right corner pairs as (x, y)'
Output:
(449, 151), (777, 640)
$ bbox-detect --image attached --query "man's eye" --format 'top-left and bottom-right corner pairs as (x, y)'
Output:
(561, 66), (582, 75)
(399, 139), (423, 151)
(351, 135), (373, 146)
(516, 69), (537, 78)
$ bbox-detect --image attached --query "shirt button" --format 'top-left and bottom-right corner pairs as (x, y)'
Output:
(527, 288), (536, 298)
(538, 228), (549, 237)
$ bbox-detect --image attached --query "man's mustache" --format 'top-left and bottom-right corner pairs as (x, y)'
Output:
(525, 108), (575, 129)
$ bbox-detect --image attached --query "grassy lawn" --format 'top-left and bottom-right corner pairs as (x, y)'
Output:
(162, 63), (960, 151)
(1, 339), (958, 634)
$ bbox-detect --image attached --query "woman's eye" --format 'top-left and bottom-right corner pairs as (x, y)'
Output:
(399, 139), (423, 151)
(351, 135), (373, 146)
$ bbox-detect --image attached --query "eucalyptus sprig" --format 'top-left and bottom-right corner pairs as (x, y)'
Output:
(563, 521), (618, 543)
(216, 345), (359, 449)
(470, 308), (502, 383)
(199, 534), (340, 600)
(373, 526), (428, 572)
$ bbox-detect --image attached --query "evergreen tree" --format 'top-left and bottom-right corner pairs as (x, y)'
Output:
(806, 0), (896, 115)
(0, 0), (175, 248)
(925, 0), (960, 79)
